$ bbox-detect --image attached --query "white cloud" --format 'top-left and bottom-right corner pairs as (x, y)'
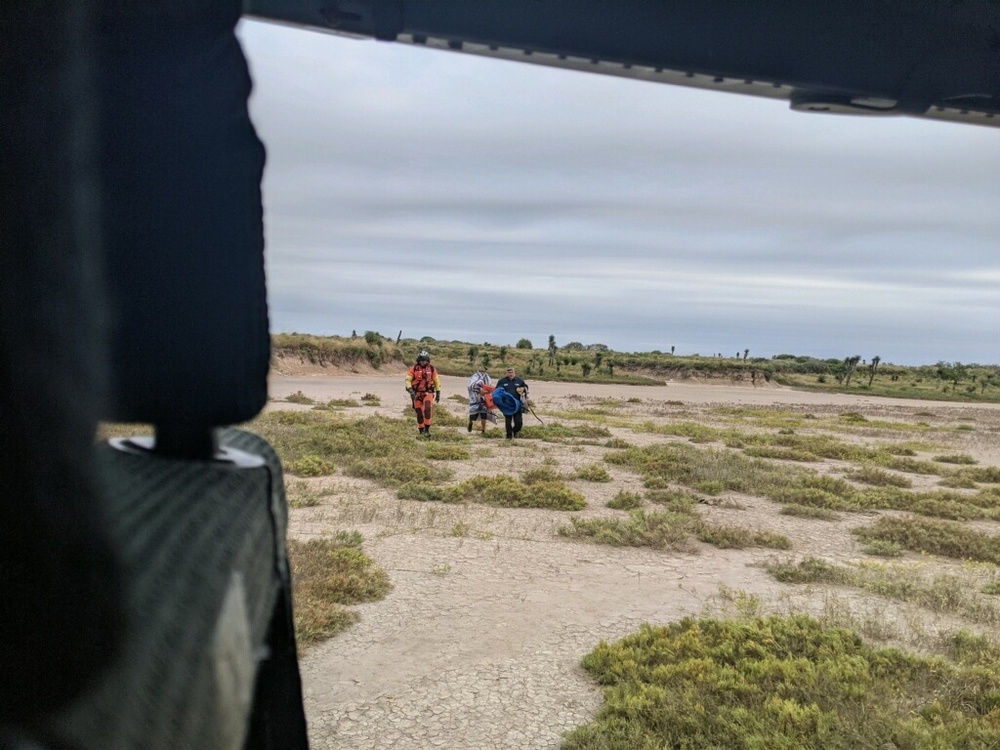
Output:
(240, 19), (1000, 365)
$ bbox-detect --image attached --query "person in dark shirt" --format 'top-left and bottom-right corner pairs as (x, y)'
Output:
(494, 366), (529, 439)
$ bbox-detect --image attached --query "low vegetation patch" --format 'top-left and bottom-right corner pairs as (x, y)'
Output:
(606, 442), (804, 497)
(251, 410), (453, 486)
(288, 532), (391, 648)
(558, 510), (696, 550)
(853, 516), (1000, 565)
(764, 557), (1000, 624)
(846, 465), (913, 488)
(606, 491), (644, 510)
(319, 398), (360, 409)
(525, 423), (614, 442)
(779, 503), (841, 520)
(696, 524), (791, 550)
(564, 615), (1000, 750)
(286, 480), (338, 508)
(285, 455), (336, 478)
(952, 466), (1000, 484)
(934, 453), (977, 465)
(400, 473), (586, 510)
(645, 488), (701, 512)
(285, 390), (314, 405)
(575, 463), (612, 482)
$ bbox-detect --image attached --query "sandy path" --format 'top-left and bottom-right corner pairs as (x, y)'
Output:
(269, 373), (1000, 749)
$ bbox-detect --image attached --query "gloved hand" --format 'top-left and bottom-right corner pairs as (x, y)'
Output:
(406, 387), (415, 398)
(435, 390), (441, 403)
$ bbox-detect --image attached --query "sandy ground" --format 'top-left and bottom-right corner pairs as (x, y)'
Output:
(267, 370), (1000, 750)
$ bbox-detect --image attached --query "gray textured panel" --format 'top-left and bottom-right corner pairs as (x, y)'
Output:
(49, 429), (288, 750)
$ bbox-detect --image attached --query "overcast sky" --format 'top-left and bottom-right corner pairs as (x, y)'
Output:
(237, 19), (999, 366)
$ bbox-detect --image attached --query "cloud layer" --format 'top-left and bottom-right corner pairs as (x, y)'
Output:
(239, 20), (1000, 365)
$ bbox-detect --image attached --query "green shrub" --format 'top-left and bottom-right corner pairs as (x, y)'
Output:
(779, 503), (841, 520)
(446, 474), (585, 510)
(565, 615), (1000, 750)
(558, 510), (696, 550)
(606, 491), (644, 510)
(934, 454), (977, 465)
(286, 455), (335, 477)
(575, 463), (612, 482)
(289, 533), (391, 648)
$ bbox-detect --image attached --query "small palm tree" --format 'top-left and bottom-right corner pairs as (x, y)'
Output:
(867, 355), (881, 387)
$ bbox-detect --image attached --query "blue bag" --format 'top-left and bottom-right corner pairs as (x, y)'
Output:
(492, 388), (521, 416)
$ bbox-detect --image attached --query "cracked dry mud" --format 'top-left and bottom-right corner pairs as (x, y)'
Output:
(268, 371), (1000, 750)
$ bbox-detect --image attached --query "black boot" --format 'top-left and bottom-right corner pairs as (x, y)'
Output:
(467, 420), (473, 432)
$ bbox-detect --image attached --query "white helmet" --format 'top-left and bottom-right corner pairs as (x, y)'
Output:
(417, 350), (430, 363)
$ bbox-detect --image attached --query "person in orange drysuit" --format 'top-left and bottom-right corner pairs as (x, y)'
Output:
(406, 350), (441, 436)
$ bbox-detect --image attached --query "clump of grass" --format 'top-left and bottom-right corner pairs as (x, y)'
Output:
(285, 455), (335, 477)
(853, 516), (1000, 565)
(565, 615), (1000, 750)
(938, 475), (980, 489)
(779, 503), (841, 520)
(765, 557), (849, 584)
(765, 557), (1000, 624)
(528, 423), (614, 442)
(838, 411), (869, 423)
(289, 532), (391, 648)
(558, 510), (696, 550)
(603, 437), (633, 449)
(396, 482), (451, 503)
(606, 442), (809, 500)
(956, 424), (976, 432)
(696, 524), (791, 550)
(286, 479), (334, 508)
(743, 445), (819, 462)
(319, 398), (359, 409)
(862, 540), (905, 558)
(846, 465), (912, 488)
(645, 488), (700, 512)
(934, 454), (977, 465)
(694, 480), (726, 496)
(285, 390), (314, 405)
(575, 463), (612, 482)
(445, 474), (586, 510)
(421, 443), (470, 461)
(252, 411), (450, 489)
(606, 491), (644, 510)
(638, 421), (723, 443)
(360, 393), (381, 405)
(345, 455), (452, 487)
(521, 466), (563, 484)
(952, 466), (1000, 484)
(768, 486), (855, 512)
